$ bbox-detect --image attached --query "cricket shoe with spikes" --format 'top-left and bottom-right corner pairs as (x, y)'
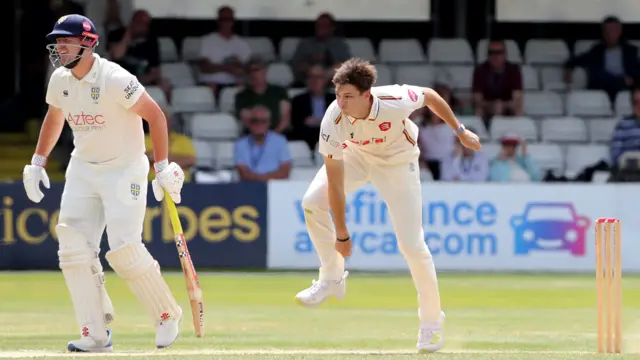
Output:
(417, 311), (446, 353)
(67, 328), (112, 353)
(156, 307), (183, 348)
(295, 271), (349, 307)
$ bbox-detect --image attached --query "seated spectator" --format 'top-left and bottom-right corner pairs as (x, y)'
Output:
(234, 106), (292, 181)
(144, 107), (196, 182)
(441, 127), (489, 181)
(610, 87), (640, 167)
(235, 57), (291, 133)
(472, 39), (523, 125)
(291, 13), (351, 86)
(489, 133), (540, 182)
(107, 10), (171, 100)
(198, 6), (251, 94)
(564, 16), (640, 102)
(290, 64), (335, 150)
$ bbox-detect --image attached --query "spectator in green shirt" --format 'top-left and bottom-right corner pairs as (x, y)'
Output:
(235, 57), (291, 134)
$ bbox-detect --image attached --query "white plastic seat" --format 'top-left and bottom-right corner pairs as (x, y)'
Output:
(266, 62), (294, 87)
(566, 144), (608, 173)
(288, 140), (314, 167)
(289, 167), (321, 181)
(573, 40), (597, 56)
(158, 37), (178, 62)
(193, 140), (215, 168)
(172, 86), (216, 113)
(279, 37), (300, 61)
(588, 118), (618, 143)
(394, 64), (435, 87)
(246, 37), (276, 62)
(524, 39), (570, 65)
(218, 86), (241, 113)
(146, 86), (168, 109)
(379, 39), (425, 63)
(215, 141), (236, 169)
(614, 91), (632, 117)
(490, 116), (538, 142)
(458, 116), (490, 141)
(346, 38), (377, 62)
(521, 65), (539, 90)
(527, 143), (565, 172)
(160, 62), (196, 87)
(181, 36), (202, 62)
(427, 38), (474, 64)
(375, 64), (393, 86)
(190, 113), (239, 140)
(540, 117), (588, 142)
(476, 39), (522, 63)
(441, 65), (474, 91)
(524, 91), (564, 117)
(566, 90), (612, 117)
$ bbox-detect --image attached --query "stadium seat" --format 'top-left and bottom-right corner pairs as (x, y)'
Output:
(524, 39), (570, 65)
(172, 86), (216, 113)
(279, 37), (300, 61)
(190, 113), (239, 140)
(427, 38), (474, 64)
(288, 141), (314, 167)
(614, 91), (632, 117)
(379, 39), (425, 63)
(193, 139), (216, 168)
(442, 65), (474, 91)
(394, 64), (435, 87)
(146, 86), (168, 109)
(266, 62), (294, 87)
(160, 62), (196, 87)
(490, 116), (538, 142)
(540, 117), (588, 142)
(246, 37), (276, 62)
(181, 36), (202, 62)
(375, 64), (393, 86)
(566, 144), (609, 173)
(218, 86), (241, 113)
(346, 38), (377, 62)
(588, 118), (618, 143)
(527, 143), (564, 172)
(521, 65), (539, 90)
(158, 37), (178, 62)
(523, 91), (564, 117)
(566, 90), (612, 117)
(214, 141), (236, 169)
(573, 39), (597, 56)
(476, 39), (522, 63)
(457, 116), (490, 141)
(539, 67), (586, 91)
(289, 167), (320, 181)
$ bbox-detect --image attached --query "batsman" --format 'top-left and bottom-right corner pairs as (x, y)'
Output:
(22, 15), (184, 352)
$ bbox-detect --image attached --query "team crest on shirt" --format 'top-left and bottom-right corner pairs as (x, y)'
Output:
(130, 183), (141, 199)
(379, 122), (391, 131)
(90, 87), (100, 103)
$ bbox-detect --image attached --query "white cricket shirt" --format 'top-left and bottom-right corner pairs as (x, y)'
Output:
(46, 53), (146, 165)
(318, 84), (426, 165)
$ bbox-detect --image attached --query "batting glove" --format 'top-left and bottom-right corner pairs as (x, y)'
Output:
(23, 154), (51, 203)
(151, 160), (185, 203)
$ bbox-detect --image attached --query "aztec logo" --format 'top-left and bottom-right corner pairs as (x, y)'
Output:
(510, 202), (590, 256)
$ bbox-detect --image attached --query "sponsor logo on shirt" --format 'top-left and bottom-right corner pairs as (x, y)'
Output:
(321, 130), (341, 148)
(66, 112), (106, 132)
(124, 79), (140, 100)
(349, 137), (387, 146)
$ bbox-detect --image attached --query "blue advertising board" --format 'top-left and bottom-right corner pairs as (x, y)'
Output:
(0, 182), (268, 270)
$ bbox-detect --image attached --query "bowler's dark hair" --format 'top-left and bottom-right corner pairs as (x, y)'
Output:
(332, 58), (377, 93)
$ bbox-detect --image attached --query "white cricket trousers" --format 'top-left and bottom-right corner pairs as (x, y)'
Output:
(301, 149), (442, 324)
(58, 155), (149, 251)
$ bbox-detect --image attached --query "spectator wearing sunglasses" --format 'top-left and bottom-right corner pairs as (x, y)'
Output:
(472, 39), (524, 127)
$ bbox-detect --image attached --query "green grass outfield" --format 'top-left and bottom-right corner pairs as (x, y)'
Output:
(1, 271), (640, 359)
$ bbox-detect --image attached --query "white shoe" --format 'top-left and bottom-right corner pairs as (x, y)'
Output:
(295, 271), (349, 307)
(416, 311), (445, 353)
(156, 308), (182, 348)
(67, 328), (112, 352)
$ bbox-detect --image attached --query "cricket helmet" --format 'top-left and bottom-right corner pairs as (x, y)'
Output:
(46, 14), (100, 69)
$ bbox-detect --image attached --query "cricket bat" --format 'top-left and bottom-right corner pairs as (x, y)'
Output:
(163, 190), (205, 337)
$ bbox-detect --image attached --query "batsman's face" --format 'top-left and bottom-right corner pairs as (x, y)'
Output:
(55, 37), (83, 65)
(335, 84), (370, 117)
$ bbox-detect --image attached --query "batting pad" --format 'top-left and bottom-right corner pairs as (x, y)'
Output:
(56, 224), (108, 342)
(106, 242), (181, 325)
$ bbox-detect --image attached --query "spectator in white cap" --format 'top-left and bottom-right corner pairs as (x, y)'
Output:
(441, 126), (489, 182)
(489, 133), (540, 182)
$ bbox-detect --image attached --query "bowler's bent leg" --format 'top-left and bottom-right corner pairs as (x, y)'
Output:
(370, 159), (444, 352)
(295, 151), (368, 306)
(102, 159), (182, 348)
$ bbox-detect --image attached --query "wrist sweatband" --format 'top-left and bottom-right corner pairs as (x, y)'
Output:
(154, 159), (169, 173)
(31, 154), (47, 167)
